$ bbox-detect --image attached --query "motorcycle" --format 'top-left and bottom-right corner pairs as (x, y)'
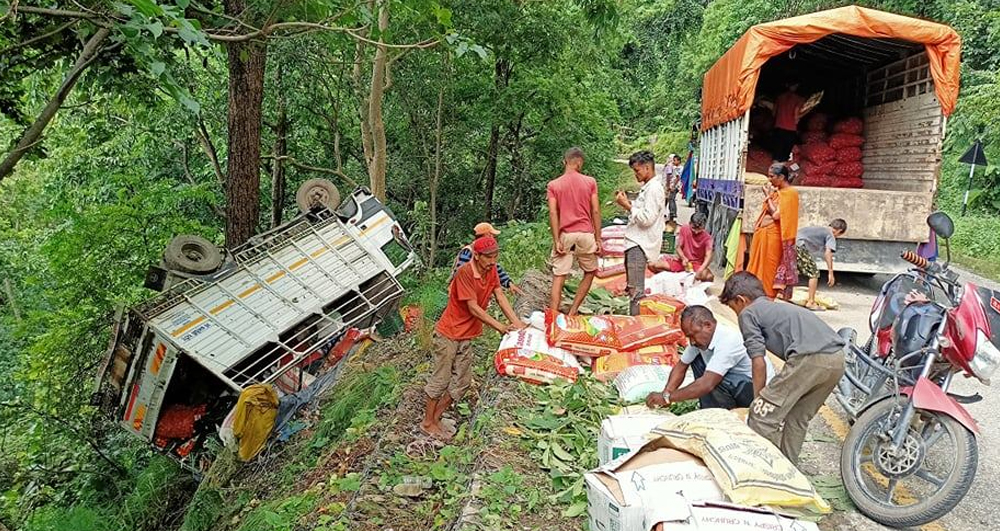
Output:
(834, 249), (953, 419)
(838, 211), (1000, 527)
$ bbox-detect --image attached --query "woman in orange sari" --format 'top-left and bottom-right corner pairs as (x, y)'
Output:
(746, 164), (799, 298)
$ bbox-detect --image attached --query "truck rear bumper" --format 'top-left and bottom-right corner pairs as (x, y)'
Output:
(817, 239), (914, 274)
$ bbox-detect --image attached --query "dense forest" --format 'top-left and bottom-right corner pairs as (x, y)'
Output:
(1, 1), (999, 530)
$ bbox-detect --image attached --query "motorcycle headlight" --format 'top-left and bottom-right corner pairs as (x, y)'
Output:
(970, 330), (1000, 383)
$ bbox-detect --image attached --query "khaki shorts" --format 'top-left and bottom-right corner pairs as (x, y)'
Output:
(425, 334), (474, 401)
(551, 232), (598, 276)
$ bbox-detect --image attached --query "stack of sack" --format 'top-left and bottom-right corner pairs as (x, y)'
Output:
(587, 408), (829, 531)
(829, 117), (865, 188)
(745, 146), (773, 174)
(600, 224), (628, 258)
(796, 115), (865, 188)
(796, 113), (836, 187)
(493, 294), (689, 387)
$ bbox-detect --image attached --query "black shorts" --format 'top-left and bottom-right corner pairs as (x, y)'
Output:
(771, 128), (798, 162)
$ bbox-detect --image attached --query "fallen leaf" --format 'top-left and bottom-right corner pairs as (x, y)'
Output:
(502, 426), (523, 436)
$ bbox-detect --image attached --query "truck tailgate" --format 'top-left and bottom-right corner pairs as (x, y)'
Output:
(743, 186), (933, 242)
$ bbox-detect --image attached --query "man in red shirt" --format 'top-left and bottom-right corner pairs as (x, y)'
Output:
(547, 147), (602, 315)
(651, 212), (714, 281)
(769, 82), (805, 163)
(422, 236), (525, 440)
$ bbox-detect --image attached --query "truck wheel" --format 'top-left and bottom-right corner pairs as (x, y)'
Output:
(164, 235), (223, 274)
(296, 179), (341, 213)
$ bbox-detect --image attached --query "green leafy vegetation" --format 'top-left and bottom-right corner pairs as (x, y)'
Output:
(514, 378), (696, 519)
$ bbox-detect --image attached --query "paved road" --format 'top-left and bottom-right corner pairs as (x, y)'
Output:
(668, 194), (1000, 530)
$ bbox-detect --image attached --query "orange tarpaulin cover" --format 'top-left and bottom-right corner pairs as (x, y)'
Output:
(701, 6), (962, 131)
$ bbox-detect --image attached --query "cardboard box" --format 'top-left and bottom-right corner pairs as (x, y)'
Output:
(585, 439), (725, 531)
(597, 413), (672, 466)
(647, 501), (820, 531)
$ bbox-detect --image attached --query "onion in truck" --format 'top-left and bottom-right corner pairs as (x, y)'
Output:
(91, 181), (416, 469)
(694, 5), (962, 274)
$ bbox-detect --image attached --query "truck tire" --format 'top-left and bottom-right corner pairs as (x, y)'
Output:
(296, 179), (341, 213)
(164, 235), (223, 274)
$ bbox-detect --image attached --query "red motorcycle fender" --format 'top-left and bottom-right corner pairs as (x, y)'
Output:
(901, 377), (980, 435)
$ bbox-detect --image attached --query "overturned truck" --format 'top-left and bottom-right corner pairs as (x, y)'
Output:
(696, 6), (962, 273)
(92, 182), (416, 468)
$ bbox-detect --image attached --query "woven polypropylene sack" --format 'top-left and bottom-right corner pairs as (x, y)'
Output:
(649, 408), (832, 514)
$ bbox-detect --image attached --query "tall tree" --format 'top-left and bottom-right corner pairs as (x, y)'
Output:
(222, 0), (267, 247)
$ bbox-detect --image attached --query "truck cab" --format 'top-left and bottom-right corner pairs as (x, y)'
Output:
(91, 186), (415, 468)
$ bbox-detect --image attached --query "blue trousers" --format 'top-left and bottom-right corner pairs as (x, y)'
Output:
(690, 355), (755, 409)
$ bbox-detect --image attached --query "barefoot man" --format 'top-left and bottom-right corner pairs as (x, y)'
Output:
(422, 236), (526, 439)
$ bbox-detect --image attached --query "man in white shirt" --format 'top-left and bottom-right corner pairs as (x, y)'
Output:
(616, 151), (667, 315)
(646, 305), (774, 409)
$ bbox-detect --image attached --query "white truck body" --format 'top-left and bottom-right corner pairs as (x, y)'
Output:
(93, 188), (415, 461)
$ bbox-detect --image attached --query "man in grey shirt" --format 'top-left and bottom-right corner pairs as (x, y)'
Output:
(721, 272), (846, 465)
(796, 219), (847, 310)
(645, 306), (775, 410)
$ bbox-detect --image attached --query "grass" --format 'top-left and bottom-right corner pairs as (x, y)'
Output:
(621, 130), (691, 161)
(948, 212), (1000, 282)
(236, 491), (318, 531)
(307, 365), (402, 454)
(23, 506), (109, 531)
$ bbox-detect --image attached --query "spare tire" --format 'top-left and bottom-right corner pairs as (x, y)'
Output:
(296, 179), (341, 213)
(164, 235), (223, 274)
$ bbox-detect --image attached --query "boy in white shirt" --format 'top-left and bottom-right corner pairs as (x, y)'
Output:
(616, 151), (667, 315)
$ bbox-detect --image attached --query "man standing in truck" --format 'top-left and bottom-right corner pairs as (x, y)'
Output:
(422, 236), (526, 440)
(769, 82), (805, 163)
(547, 147), (602, 316)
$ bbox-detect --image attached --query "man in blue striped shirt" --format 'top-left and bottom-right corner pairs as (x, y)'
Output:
(451, 223), (520, 294)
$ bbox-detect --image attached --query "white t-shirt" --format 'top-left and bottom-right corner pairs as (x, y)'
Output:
(680, 323), (776, 381)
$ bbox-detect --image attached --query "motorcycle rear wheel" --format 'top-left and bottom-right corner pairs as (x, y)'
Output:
(841, 397), (977, 527)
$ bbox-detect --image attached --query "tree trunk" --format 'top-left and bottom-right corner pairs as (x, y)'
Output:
(482, 58), (512, 220)
(197, 116), (225, 190)
(223, 0), (267, 248)
(353, 38), (375, 171)
(482, 125), (500, 219)
(428, 83), (445, 272)
(367, 0), (391, 201)
(505, 113), (525, 220)
(0, 27), (110, 181)
(271, 65), (287, 229)
(2, 277), (21, 322)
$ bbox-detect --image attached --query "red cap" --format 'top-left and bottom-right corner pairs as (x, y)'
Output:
(472, 236), (499, 255)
